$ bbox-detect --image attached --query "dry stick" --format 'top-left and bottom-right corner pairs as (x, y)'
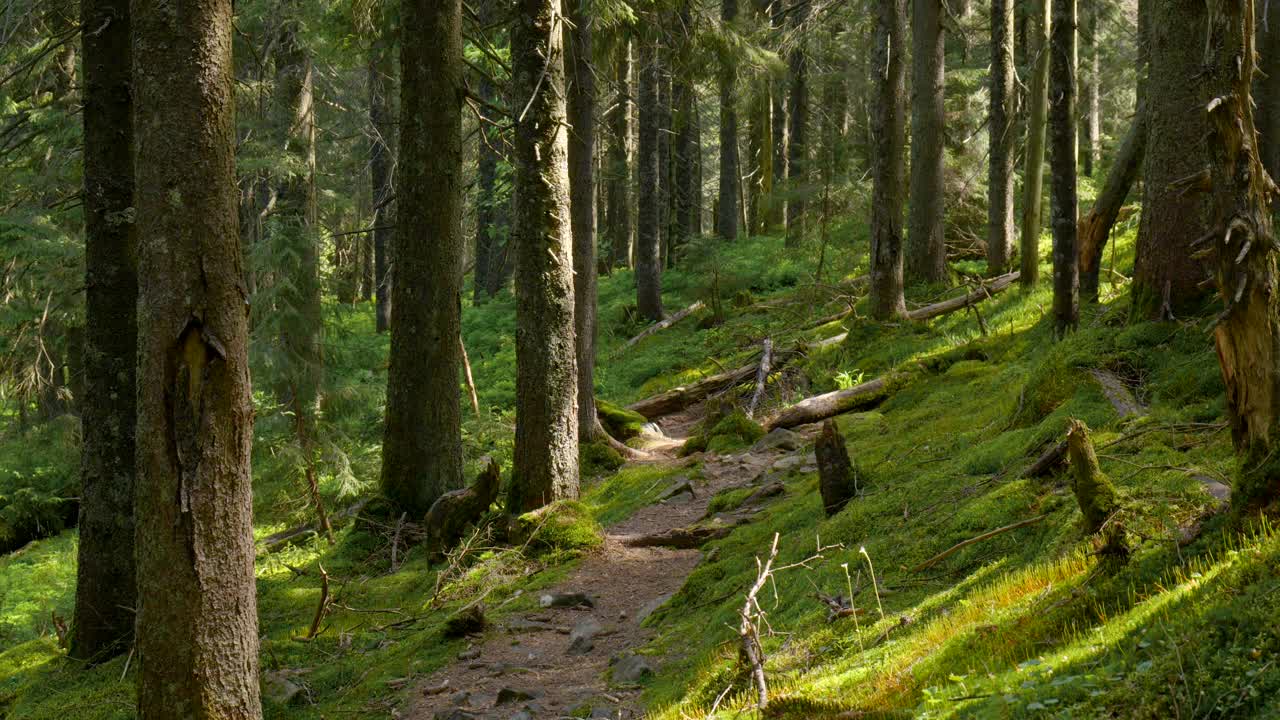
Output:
(306, 564), (331, 639)
(459, 335), (481, 418)
(739, 533), (781, 710)
(746, 338), (774, 419)
(619, 300), (706, 352)
(389, 512), (407, 573)
(911, 514), (1050, 573)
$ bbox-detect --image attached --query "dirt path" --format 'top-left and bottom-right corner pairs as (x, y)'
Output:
(406, 406), (812, 720)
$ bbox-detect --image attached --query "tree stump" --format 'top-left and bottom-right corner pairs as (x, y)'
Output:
(1066, 420), (1118, 533)
(816, 420), (859, 516)
(424, 456), (502, 554)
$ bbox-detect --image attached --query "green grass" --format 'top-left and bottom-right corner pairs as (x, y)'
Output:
(3, 227), (1277, 719)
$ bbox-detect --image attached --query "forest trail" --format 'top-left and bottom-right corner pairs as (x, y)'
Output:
(407, 404), (815, 720)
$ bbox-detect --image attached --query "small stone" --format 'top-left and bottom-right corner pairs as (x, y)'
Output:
(772, 455), (803, 472)
(568, 617), (604, 654)
(496, 687), (540, 705)
(658, 477), (696, 501)
(752, 427), (801, 452)
(539, 592), (594, 609)
(610, 653), (655, 684)
(457, 647), (481, 660)
(635, 593), (673, 625)
(262, 670), (303, 706)
(422, 680), (451, 695)
(448, 690), (472, 706)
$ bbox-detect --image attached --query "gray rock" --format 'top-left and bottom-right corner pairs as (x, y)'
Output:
(772, 455), (803, 472)
(262, 670), (303, 706)
(590, 708), (617, 719)
(567, 617), (604, 654)
(635, 593), (673, 625)
(496, 687), (541, 705)
(539, 591), (594, 609)
(752, 428), (801, 453)
(448, 689), (472, 706)
(658, 477), (696, 502)
(457, 646), (481, 660)
(610, 652), (655, 683)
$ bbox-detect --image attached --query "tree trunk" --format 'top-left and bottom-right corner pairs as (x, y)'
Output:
(869, 0), (908, 320)
(747, 76), (769, 236)
(1081, 0), (1100, 177)
(1256, 3), (1280, 181)
(784, 0), (809, 248)
(1049, 0), (1078, 337)
(512, 0), (580, 512)
(1020, 0), (1050, 287)
(637, 34), (665, 321)
(1202, 0), (1280, 514)
(382, 0), (465, 517)
(369, 38), (395, 332)
(672, 24), (697, 257)
(73, 0), (135, 663)
(770, 0), (787, 230)
(1079, 111), (1144, 302)
(658, 46), (673, 266)
(607, 38), (633, 269)
(1132, 0), (1211, 320)
(987, 0), (1016, 275)
(717, 0), (740, 241)
(907, 0), (948, 284)
(474, 69), (501, 305)
(132, 0), (261, 711)
(566, 0), (598, 441)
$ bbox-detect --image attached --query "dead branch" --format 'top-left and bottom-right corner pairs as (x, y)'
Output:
(746, 339), (774, 419)
(619, 300), (706, 352)
(306, 564), (331, 639)
(911, 514), (1049, 573)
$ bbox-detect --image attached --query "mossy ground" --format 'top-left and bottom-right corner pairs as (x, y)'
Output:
(3, 227), (1277, 719)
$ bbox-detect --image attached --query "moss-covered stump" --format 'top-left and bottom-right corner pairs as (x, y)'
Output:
(816, 420), (859, 516)
(424, 456), (502, 554)
(596, 398), (649, 440)
(1067, 419), (1119, 534)
(580, 441), (626, 477)
(681, 406), (766, 456)
(513, 500), (603, 558)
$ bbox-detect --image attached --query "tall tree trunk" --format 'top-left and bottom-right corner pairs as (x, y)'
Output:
(988, 0), (1016, 275)
(566, 0), (598, 441)
(73, 0), (136, 663)
(717, 0), (740, 241)
(658, 47), (673, 265)
(1132, 0), (1210, 320)
(1256, 3), (1280, 181)
(637, 34), (665, 321)
(382, 0), (465, 517)
(1020, 0), (1050, 287)
(1079, 111), (1144, 302)
(1049, 0), (1078, 336)
(1081, 0), (1100, 177)
(512, 0), (580, 512)
(784, 0), (809, 248)
(474, 69), (501, 305)
(369, 38), (395, 332)
(869, 0), (908, 320)
(747, 77), (769, 236)
(607, 38), (633, 269)
(770, 0), (787, 229)
(907, 0), (948, 284)
(672, 55), (697, 255)
(132, 0), (261, 711)
(1201, 0), (1280, 513)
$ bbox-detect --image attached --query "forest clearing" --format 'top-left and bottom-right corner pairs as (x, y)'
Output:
(4, 0), (1280, 718)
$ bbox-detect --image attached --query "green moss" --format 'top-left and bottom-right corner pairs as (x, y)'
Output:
(596, 398), (649, 440)
(515, 500), (603, 559)
(705, 486), (756, 516)
(579, 441), (625, 477)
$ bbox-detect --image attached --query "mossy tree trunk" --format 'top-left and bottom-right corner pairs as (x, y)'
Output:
(566, 0), (598, 441)
(717, 0), (740, 241)
(637, 31), (665, 321)
(1201, 0), (1280, 514)
(987, 0), (1016, 275)
(906, 0), (948, 284)
(382, 0), (465, 517)
(869, 0), (908, 320)
(1020, 0), (1050, 287)
(1048, 0), (1078, 337)
(512, 0), (580, 512)
(1066, 420), (1118, 533)
(132, 0), (261, 710)
(73, 0), (136, 663)
(369, 35), (396, 331)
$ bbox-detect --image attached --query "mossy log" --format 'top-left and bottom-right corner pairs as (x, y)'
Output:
(1066, 420), (1119, 533)
(619, 300), (705, 352)
(765, 373), (901, 430)
(628, 354), (791, 419)
(816, 420), (858, 516)
(622, 524), (732, 549)
(424, 456), (501, 553)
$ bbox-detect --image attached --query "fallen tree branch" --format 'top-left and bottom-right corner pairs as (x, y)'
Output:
(765, 374), (902, 431)
(259, 499), (370, 554)
(627, 354), (792, 419)
(621, 524), (733, 549)
(746, 339), (773, 419)
(1023, 438), (1068, 478)
(911, 514), (1049, 573)
(306, 564), (331, 639)
(906, 271), (1020, 322)
(619, 300), (705, 352)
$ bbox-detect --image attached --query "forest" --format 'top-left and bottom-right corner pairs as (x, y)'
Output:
(3, 0), (1280, 717)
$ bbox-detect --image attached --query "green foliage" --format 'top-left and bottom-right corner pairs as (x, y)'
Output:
(0, 418), (79, 555)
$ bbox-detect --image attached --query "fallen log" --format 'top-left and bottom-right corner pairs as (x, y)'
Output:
(619, 300), (705, 352)
(911, 514), (1049, 572)
(745, 339), (773, 419)
(1089, 369), (1146, 418)
(1023, 438), (1069, 478)
(765, 373), (902, 431)
(259, 499), (370, 554)
(1080, 108), (1144, 303)
(906, 271), (1020, 322)
(627, 354), (792, 419)
(621, 524), (732, 549)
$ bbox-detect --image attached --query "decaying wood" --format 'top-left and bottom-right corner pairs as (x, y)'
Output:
(1023, 438), (1068, 478)
(622, 524), (732, 549)
(816, 420), (858, 515)
(460, 334), (480, 417)
(1089, 368), (1146, 418)
(907, 271), (1020, 322)
(745, 339), (773, 418)
(628, 355), (791, 419)
(306, 563), (331, 639)
(739, 533), (779, 711)
(620, 300), (705, 351)
(911, 514), (1049, 572)
(766, 374), (898, 431)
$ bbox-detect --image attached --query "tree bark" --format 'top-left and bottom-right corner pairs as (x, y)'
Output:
(382, 0), (465, 517)
(770, 0), (787, 229)
(607, 38), (633, 269)
(657, 43), (673, 266)
(369, 37), (396, 332)
(717, 0), (741, 241)
(869, 0), (908, 320)
(1132, 0), (1211, 320)
(637, 34), (665, 321)
(1049, 0), (1078, 337)
(73, 0), (136, 663)
(1256, 2), (1280, 181)
(1079, 111), (1144, 302)
(512, 0), (580, 512)
(784, 0), (809, 247)
(1081, 0), (1100, 177)
(132, 0), (261, 711)
(1020, 0), (1051, 287)
(907, 0), (948, 284)
(474, 68), (501, 305)
(1201, 0), (1280, 513)
(988, 0), (1016, 275)
(566, 0), (598, 441)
